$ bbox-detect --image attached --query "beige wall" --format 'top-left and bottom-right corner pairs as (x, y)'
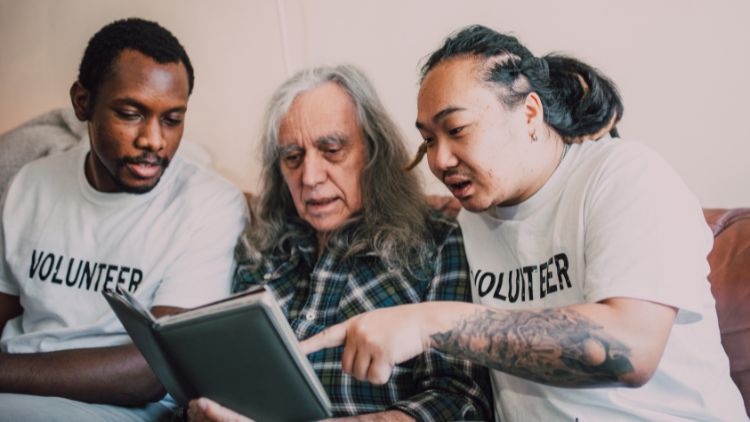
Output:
(1, 0), (748, 207)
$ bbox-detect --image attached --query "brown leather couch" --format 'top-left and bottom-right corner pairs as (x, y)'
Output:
(704, 208), (750, 416)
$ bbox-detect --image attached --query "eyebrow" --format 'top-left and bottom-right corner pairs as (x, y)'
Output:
(113, 97), (187, 114)
(314, 134), (349, 148)
(277, 133), (349, 156)
(277, 144), (303, 156)
(415, 106), (466, 130)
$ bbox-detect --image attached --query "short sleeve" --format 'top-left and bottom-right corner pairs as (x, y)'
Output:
(583, 142), (713, 323)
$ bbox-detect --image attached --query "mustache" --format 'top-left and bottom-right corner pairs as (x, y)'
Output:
(442, 167), (471, 181)
(120, 154), (169, 168)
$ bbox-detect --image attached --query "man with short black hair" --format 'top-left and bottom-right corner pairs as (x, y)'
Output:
(0, 18), (246, 421)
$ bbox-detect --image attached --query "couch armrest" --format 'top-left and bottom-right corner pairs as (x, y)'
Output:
(704, 208), (750, 416)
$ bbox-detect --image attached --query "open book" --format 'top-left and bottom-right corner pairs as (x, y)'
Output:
(103, 286), (332, 421)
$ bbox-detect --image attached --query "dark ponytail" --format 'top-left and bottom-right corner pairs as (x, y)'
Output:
(421, 25), (623, 141)
(536, 55), (623, 140)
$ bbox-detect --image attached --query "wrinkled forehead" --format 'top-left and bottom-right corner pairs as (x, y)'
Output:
(278, 82), (363, 146)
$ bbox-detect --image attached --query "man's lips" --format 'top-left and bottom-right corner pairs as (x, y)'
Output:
(305, 197), (338, 207)
(443, 174), (473, 199)
(304, 197), (341, 215)
(123, 156), (166, 179)
(126, 162), (162, 179)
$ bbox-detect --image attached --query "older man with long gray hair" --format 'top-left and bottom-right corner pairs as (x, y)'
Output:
(187, 65), (492, 421)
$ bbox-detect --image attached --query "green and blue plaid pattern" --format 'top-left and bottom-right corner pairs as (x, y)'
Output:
(234, 213), (492, 421)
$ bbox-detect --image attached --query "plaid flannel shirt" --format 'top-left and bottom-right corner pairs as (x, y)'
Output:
(234, 212), (492, 421)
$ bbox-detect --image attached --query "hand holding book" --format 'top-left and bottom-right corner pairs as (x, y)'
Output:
(103, 286), (332, 421)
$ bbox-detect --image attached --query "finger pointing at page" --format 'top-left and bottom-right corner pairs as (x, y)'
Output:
(300, 320), (349, 355)
(300, 305), (433, 385)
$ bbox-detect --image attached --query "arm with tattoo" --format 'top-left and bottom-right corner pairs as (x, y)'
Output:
(431, 307), (636, 387)
(301, 298), (675, 389)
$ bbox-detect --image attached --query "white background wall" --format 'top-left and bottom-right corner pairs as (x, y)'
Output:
(1, 0), (748, 207)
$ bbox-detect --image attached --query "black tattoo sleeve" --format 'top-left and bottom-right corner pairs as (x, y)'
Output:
(431, 308), (635, 387)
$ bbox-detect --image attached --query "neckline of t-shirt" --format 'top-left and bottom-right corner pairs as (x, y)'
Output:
(76, 146), (178, 207)
(488, 136), (612, 221)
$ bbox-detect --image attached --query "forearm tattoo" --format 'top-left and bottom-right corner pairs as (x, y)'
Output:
(431, 308), (634, 387)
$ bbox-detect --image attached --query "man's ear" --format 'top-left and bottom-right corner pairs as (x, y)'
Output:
(70, 81), (91, 121)
(524, 91), (544, 126)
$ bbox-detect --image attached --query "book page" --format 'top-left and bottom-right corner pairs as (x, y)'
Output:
(157, 286), (266, 325)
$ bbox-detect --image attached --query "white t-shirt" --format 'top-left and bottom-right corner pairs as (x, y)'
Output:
(459, 137), (747, 421)
(0, 145), (247, 353)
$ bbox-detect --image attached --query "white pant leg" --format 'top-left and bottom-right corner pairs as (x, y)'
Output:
(0, 393), (175, 422)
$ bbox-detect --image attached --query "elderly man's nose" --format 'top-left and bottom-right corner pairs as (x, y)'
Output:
(301, 154), (327, 186)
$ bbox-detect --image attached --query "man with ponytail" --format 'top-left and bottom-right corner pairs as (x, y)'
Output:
(302, 25), (747, 421)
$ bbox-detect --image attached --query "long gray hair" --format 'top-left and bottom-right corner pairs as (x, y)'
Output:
(243, 64), (433, 275)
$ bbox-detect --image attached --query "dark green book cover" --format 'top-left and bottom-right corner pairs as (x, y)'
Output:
(104, 287), (332, 422)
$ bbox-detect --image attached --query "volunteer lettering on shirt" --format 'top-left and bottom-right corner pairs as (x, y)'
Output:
(472, 253), (572, 303)
(28, 249), (143, 293)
